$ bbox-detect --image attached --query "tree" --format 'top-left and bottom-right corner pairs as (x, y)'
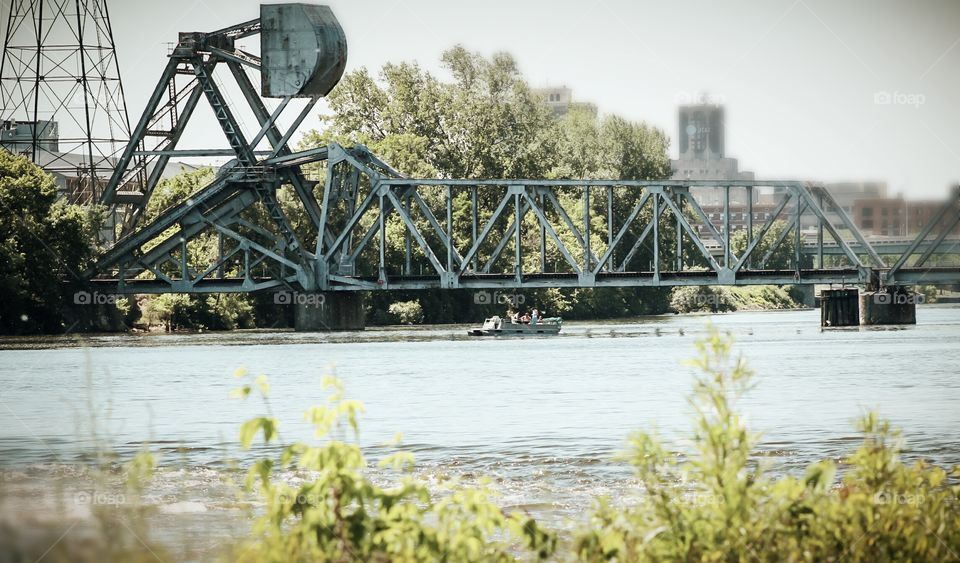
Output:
(136, 169), (260, 331)
(305, 46), (677, 322)
(0, 151), (101, 334)
(321, 46), (559, 181)
(731, 221), (812, 270)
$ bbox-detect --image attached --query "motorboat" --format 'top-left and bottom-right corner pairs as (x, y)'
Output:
(467, 315), (562, 336)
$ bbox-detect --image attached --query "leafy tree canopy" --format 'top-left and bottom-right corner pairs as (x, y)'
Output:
(0, 151), (101, 334)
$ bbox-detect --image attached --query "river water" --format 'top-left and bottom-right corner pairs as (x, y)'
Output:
(1, 307), (959, 556)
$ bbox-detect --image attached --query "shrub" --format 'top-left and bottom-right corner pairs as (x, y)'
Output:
(232, 371), (556, 562)
(670, 286), (801, 313)
(669, 286), (735, 313)
(574, 326), (960, 561)
(387, 299), (424, 324)
(727, 285), (799, 310)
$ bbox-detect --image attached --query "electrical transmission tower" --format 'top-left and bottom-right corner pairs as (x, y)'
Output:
(0, 0), (141, 205)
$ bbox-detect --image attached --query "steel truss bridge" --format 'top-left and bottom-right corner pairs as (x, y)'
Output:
(86, 6), (960, 296)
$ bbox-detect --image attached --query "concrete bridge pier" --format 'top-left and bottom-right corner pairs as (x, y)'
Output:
(820, 289), (860, 327)
(294, 292), (365, 331)
(860, 288), (918, 325)
(792, 284), (817, 307)
(820, 288), (919, 326)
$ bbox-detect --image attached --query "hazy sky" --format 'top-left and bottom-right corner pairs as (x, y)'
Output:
(95, 1), (960, 198)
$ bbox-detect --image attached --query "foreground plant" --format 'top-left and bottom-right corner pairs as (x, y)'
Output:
(575, 325), (960, 561)
(232, 371), (555, 562)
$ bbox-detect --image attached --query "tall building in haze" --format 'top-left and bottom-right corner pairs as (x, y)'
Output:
(671, 103), (754, 183)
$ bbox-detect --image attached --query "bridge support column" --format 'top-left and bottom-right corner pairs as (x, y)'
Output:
(294, 293), (365, 331)
(792, 284), (816, 308)
(860, 288), (918, 325)
(820, 288), (859, 327)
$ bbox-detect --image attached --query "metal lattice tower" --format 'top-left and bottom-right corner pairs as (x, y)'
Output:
(0, 0), (141, 204)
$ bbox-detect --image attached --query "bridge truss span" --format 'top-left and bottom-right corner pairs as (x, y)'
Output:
(314, 165), (883, 292)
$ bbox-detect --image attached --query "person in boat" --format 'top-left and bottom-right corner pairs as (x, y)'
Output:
(509, 310), (519, 324)
(520, 312), (531, 324)
(530, 308), (540, 325)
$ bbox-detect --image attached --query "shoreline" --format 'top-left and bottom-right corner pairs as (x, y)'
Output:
(2, 304), (958, 350)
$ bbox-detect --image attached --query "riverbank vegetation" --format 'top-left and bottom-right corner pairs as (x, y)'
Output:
(4, 327), (957, 561)
(670, 285), (803, 313)
(0, 151), (104, 334)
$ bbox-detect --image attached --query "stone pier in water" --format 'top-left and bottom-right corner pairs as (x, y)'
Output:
(294, 293), (365, 331)
(820, 289), (860, 327)
(820, 288), (919, 327)
(860, 289), (919, 325)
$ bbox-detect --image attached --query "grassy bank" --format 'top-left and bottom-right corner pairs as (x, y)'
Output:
(670, 285), (804, 314)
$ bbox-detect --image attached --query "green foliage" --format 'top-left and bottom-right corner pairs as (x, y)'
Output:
(915, 284), (940, 303)
(670, 285), (736, 313)
(727, 285), (801, 310)
(574, 326), (960, 561)
(143, 293), (192, 331)
(232, 372), (556, 562)
(670, 285), (800, 313)
(142, 167), (216, 223)
(550, 107), (672, 181)
(141, 293), (255, 331)
(0, 151), (102, 334)
(387, 299), (424, 324)
(322, 46), (557, 180)
(731, 221), (814, 271)
(227, 330), (960, 561)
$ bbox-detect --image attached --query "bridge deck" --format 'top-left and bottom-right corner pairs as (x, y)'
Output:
(89, 268), (887, 294)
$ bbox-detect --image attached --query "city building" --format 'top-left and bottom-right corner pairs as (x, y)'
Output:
(822, 181), (888, 216)
(533, 86), (597, 117)
(667, 103), (954, 240)
(851, 196), (960, 237)
(669, 102), (764, 235)
(1, 119), (210, 203)
(671, 103), (754, 187)
(810, 182), (956, 237)
(1, 119), (59, 153)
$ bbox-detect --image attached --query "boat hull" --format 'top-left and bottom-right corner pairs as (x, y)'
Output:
(467, 324), (561, 337)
